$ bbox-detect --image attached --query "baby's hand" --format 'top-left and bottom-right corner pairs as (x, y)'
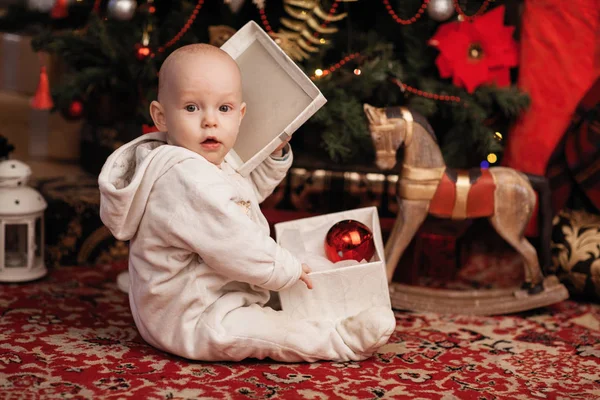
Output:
(299, 263), (313, 290)
(271, 136), (291, 157)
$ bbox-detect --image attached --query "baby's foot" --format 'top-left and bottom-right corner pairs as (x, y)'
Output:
(336, 306), (396, 360)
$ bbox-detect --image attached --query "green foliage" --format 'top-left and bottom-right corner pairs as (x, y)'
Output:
(31, 2), (202, 127)
(304, 0), (530, 168)
(24, 0), (528, 169)
(303, 32), (404, 161)
(311, 87), (371, 161)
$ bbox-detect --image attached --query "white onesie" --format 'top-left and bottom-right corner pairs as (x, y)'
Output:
(98, 131), (396, 362)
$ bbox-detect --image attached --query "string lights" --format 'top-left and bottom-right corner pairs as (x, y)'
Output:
(311, 54), (461, 104)
(310, 52), (361, 80)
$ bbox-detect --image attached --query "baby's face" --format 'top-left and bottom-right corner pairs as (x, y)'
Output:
(159, 53), (246, 166)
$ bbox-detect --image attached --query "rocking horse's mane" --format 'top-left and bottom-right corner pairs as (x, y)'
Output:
(384, 106), (437, 143)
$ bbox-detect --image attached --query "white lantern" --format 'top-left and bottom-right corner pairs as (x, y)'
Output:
(0, 159), (48, 282)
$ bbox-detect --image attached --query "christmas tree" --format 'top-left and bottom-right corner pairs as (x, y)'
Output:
(18, 0), (528, 169)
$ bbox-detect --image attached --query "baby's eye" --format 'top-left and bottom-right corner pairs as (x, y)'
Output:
(219, 105), (231, 112)
(185, 105), (197, 112)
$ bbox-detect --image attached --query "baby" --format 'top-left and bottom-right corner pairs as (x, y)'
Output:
(98, 43), (396, 362)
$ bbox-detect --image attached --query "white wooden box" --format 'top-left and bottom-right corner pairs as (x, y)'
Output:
(275, 207), (392, 321)
(221, 21), (326, 177)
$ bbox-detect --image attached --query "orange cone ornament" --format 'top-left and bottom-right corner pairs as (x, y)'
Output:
(31, 66), (54, 110)
(51, 0), (69, 19)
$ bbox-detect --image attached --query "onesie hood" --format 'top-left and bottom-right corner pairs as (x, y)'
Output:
(98, 131), (197, 241)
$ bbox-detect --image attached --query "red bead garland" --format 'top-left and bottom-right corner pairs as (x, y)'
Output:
(309, 52), (461, 104)
(391, 77), (462, 103)
(258, 7), (273, 33)
(154, 0), (205, 55)
(383, 0), (430, 25)
(310, 52), (361, 80)
(452, 0), (492, 22)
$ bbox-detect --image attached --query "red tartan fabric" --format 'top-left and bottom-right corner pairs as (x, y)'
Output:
(1, 260), (599, 399)
(547, 78), (600, 213)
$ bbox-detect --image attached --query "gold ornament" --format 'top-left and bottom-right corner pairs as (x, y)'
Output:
(301, 29), (326, 45)
(272, 0), (356, 61)
(280, 17), (305, 32)
(285, 0), (315, 8)
(208, 25), (237, 47)
(307, 16), (338, 34)
(297, 37), (318, 52)
(283, 4), (310, 19)
(270, 31), (310, 60)
(313, 4), (347, 21)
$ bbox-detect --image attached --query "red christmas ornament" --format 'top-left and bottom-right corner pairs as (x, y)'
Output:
(135, 45), (151, 60)
(324, 220), (375, 263)
(64, 99), (84, 120)
(429, 6), (518, 93)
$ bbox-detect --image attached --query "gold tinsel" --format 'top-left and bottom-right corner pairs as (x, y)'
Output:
(271, 0), (355, 61)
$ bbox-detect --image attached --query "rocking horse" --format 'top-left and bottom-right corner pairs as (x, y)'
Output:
(364, 104), (569, 315)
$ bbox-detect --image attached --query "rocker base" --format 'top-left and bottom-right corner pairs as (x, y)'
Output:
(389, 275), (569, 316)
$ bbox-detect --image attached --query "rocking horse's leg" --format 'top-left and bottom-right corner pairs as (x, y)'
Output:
(488, 168), (545, 294)
(385, 199), (430, 282)
(488, 215), (544, 293)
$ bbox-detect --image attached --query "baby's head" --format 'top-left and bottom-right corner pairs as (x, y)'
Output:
(150, 43), (246, 166)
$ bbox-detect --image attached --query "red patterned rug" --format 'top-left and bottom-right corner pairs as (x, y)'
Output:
(1, 261), (599, 399)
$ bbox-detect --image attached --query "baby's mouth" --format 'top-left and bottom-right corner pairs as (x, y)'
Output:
(200, 137), (221, 150)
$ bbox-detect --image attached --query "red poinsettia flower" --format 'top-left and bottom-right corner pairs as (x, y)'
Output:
(429, 6), (518, 93)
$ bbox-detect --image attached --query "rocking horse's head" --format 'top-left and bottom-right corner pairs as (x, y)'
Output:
(363, 104), (412, 170)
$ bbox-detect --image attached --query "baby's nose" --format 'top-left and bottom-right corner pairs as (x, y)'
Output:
(202, 113), (218, 127)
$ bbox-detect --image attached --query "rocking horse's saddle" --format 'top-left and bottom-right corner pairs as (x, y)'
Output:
(445, 168), (482, 184)
(429, 168), (496, 219)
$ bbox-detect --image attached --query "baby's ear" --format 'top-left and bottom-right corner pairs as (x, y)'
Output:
(239, 102), (247, 123)
(149, 101), (167, 132)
